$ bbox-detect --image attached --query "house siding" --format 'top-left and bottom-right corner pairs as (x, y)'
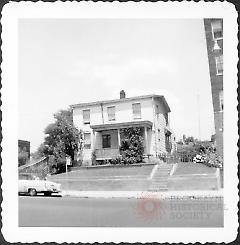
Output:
(153, 98), (171, 154)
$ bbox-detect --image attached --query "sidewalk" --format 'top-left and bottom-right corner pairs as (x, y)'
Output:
(61, 189), (224, 199)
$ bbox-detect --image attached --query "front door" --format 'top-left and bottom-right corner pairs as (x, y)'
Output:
(102, 134), (111, 148)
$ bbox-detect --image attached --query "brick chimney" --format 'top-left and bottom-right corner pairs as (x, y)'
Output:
(120, 90), (126, 99)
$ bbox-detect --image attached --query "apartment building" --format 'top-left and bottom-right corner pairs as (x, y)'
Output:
(204, 19), (223, 158)
(71, 91), (175, 165)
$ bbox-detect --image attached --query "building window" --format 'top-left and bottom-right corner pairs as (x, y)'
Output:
(164, 113), (169, 125)
(215, 55), (223, 75)
(84, 132), (91, 149)
(211, 20), (223, 40)
(132, 103), (141, 119)
(102, 135), (111, 148)
(107, 106), (116, 121)
(83, 109), (90, 124)
(156, 105), (160, 118)
(219, 90), (223, 111)
(158, 129), (161, 141)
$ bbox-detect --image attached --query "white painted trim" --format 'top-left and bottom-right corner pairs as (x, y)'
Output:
(148, 164), (158, 180)
(169, 163), (177, 176)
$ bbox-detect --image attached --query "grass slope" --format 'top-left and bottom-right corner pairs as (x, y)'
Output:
(173, 162), (217, 176)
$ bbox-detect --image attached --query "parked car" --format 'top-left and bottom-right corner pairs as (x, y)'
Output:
(18, 173), (61, 196)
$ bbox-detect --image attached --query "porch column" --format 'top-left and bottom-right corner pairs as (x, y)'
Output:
(144, 126), (148, 154)
(117, 128), (121, 147)
(92, 130), (96, 150)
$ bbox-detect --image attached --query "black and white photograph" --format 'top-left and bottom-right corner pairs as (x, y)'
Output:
(1, 2), (238, 243)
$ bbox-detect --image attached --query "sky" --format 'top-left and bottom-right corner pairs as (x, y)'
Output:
(18, 18), (214, 153)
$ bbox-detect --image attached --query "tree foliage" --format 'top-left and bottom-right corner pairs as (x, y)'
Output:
(119, 127), (144, 164)
(177, 138), (216, 162)
(38, 109), (82, 163)
(183, 135), (196, 145)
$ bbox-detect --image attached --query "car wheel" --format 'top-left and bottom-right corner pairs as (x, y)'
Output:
(28, 188), (37, 196)
(44, 191), (52, 196)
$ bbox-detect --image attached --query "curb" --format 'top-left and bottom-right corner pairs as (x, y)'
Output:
(60, 190), (224, 200)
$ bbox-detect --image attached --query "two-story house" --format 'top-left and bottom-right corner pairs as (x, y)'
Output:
(71, 91), (175, 165)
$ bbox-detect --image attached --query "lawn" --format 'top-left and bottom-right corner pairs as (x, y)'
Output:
(168, 162), (220, 191)
(51, 164), (155, 179)
(172, 162), (218, 176)
(48, 164), (155, 191)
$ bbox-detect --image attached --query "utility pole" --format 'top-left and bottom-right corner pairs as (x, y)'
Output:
(197, 94), (201, 141)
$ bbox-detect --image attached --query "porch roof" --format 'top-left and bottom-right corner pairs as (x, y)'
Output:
(90, 120), (153, 131)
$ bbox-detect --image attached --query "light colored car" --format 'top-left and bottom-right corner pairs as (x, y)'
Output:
(18, 173), (61, 196)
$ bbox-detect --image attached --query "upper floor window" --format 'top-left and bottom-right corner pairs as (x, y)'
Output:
(215, 55), (223, 75)
(158, 129), (161, 141)
(219, 90), (223, 111)
(164, 113), (169, 125)
(84, 132), (91, 149)
(102, 135), (111, 148)
(132, 103), (141, 119)
(211, 20), (223, 40)
(83, 109), (90, 124)
(107, 106), (116, 121)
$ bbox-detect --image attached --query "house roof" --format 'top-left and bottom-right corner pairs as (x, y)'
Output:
(90, 120), (153, 131)
(71, 94), (171, 112)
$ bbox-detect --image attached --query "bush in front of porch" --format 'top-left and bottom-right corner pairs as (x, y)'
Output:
(119, 127), (144, 164)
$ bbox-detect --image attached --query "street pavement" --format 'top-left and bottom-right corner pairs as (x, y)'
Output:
(19, 195), (224, 227)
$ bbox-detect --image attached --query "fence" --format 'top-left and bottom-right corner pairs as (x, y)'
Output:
(158, 152), (194, 164)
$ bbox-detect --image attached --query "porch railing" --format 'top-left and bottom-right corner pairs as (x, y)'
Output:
(95, 148), (119, 160)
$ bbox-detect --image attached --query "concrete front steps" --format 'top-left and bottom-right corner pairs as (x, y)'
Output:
(148, 163), (174, 192)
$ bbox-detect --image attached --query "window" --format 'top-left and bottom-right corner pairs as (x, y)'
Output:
(83, 109), (90, 124)
(84, 133), (91, 149)
(107, 106), (116, 121)
(211, 20), (223, 40)
(215, 55), (223, 75)
(156, 105), (160, 118)
(132, 103), (141, 119)
(219, 91), (223, 111)
(164, 113), (169, 125)
(102, 135), (111, 148)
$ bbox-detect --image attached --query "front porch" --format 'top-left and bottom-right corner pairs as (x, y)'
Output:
(95, 148), (119, 160)
(91, 121), (152, 161)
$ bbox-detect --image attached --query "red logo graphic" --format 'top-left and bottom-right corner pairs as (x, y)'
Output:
(136, 195), (165, 221)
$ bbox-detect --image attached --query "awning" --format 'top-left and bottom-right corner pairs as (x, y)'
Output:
(91, 120), (153, 131)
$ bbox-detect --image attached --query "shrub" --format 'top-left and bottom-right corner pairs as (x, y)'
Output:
(91, 150), (97, 165)
(120, 127), (144, 164)
(193, 152), (223, 169)
(110, 155), (123, 165)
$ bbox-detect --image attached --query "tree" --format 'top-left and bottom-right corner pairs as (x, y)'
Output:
(183, 135), (196, 145)
(39, 109), (82, 164)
